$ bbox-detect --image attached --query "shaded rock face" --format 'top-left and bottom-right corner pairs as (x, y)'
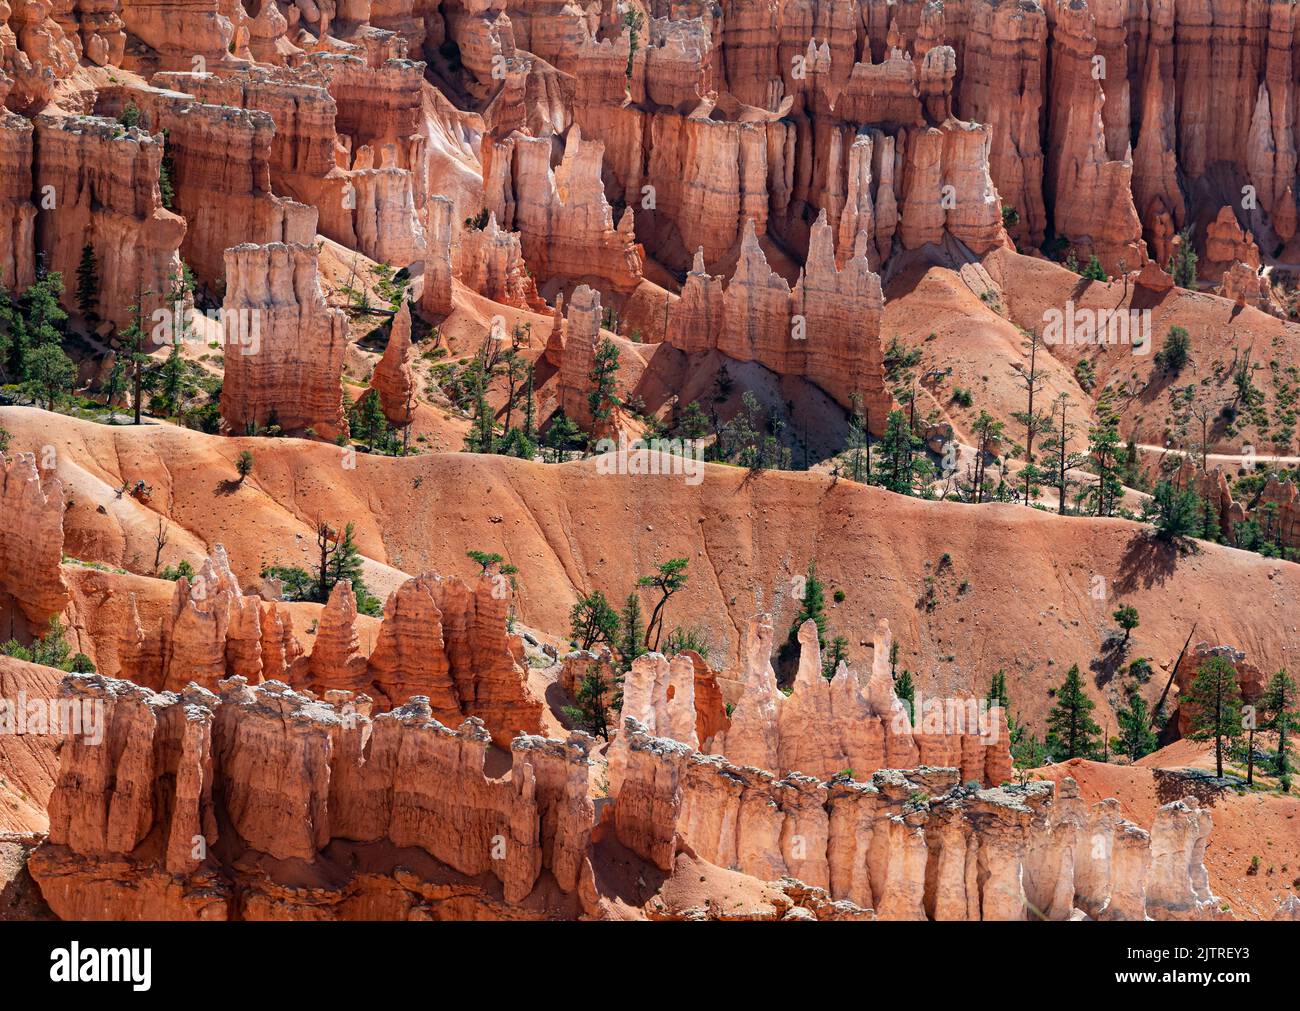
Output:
(454, 211), (543, 310)
(0, 112), (36, 290)
(125, 94), (318, 288)
(665, 215), (894, 430)
(0, 452), (69, 638)
(219, 242), (350, 441)
(33, 115), (185, 330)
(709, 615), (1012, 787)
(32, 674), (594, 919)
(484, 127), (644, 293)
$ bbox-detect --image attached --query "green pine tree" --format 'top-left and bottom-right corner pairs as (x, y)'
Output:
(569, 589), (619, 651)
(821, 635), (849, 681)
(588, 337), (621, 425)
(617, 591), (646, 673)
(1262, 669), (1297, 786)
(1045, 664), (1103, 760)
(988, 669), (1010, 709)
(24, 342), (76, 411)
(1111, 688), (1158, 762)
(894, 668), (915, 723)
(1184, 655), (1243, 779)
(75, 243), (100, 323)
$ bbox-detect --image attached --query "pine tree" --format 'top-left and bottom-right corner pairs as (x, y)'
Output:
(1168, 229), (1197, 289)
(1087, 419), (1124, 517)
(102, 352), (126, 410)
(588, 337), (621, 424)
(1262, 669), (1297, 786)
(1112, 604), (1139, 650)
(155, 337), (186, 416)
(988, 669), (1010, 709)
(522, 364), (536, 443)
(563, 668), (612, 740)
(119, 286), (150, 425)
(821, 635), (848, 681)
(464, 370), (495, 453)
(1045, 664), (1102, 760)
(1184, 655), (1243, 779)
(637, 558), (688, 651)
(158, 128), (176, 208)
(968, 410), (1005, 503)
(75, 243), (100, 323)
(1111, 688), (1158, 762)
(1142, 479), (1203, 544)
(544, 411), (581, 462)
(569, 589), (619, 651)
(1081, 255), (1107, 281)
(874, 409), (919, 495)
(352, 388), (390, 452)
(678, 400), (709, 442)
(617, 591), (646, 672)
(894, 668), (915, 723)
(788, 561), (827, 645)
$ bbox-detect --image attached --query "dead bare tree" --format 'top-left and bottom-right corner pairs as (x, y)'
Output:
(1011, 329), (1049, 503)
(153, 517), (169, 573)
(315, 518), (339, 602)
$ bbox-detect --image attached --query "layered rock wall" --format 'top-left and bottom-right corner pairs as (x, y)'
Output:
(33, 115), (185, 330)
(0, 452), (69, 637)
(32, 674), (593, 919)
(219, 242), (349, 441)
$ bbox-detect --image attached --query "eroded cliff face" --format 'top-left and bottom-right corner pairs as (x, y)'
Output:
(0, 451), (69, 637)
(31, 674), (594, 920)
(33, 114), (185, 329)
(706, 614), (1012, 786)
(112, 544), (542, 747)
(219, 241), (350, 440)
(614, 719), (1220, 921)
(663, 214), (894, 428)
(117, 545), (303, 693)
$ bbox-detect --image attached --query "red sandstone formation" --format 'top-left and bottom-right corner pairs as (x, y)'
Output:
(118, 545), (302, 691)
(32, 674), (594, 919)
(665, 215), (894, 430)
(0, 452), (69, 637)
(305, 568), (542, 747)
(369, 299), (415, 426)
(484, 126), (644, 294)
(556, 283), (602, 431)
(220, 242), (350, 440)
(34, 114), (185, 329)
(710, 615), (1011, 787)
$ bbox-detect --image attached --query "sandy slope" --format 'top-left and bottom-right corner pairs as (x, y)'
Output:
(4, 407), (1297, 739)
